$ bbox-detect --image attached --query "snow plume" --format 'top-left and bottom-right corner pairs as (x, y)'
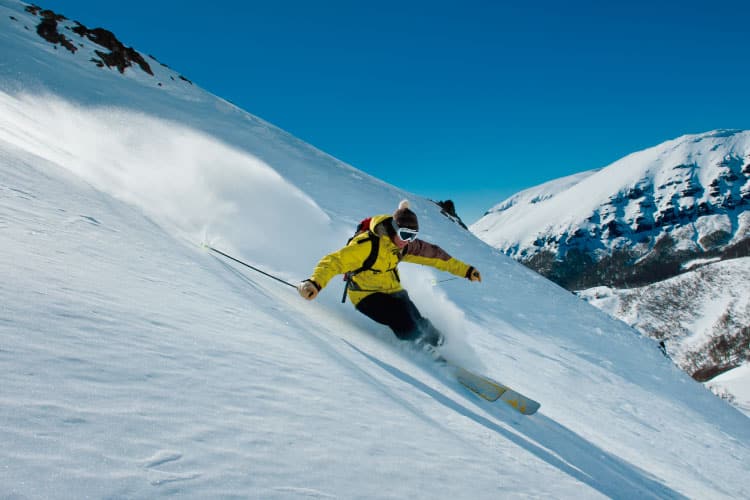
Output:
(0, 91), (330, 275)
(401, 266), (485, 369)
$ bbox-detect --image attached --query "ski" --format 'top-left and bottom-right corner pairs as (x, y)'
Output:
(453, 366), (540, 415)
(430, 352), (540, 415)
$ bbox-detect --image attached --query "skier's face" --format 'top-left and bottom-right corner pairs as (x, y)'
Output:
(391, 219), (418, 248)
(392, 233), (409, 248)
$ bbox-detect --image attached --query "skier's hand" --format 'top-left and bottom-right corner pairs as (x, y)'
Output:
(298, 280), (320, 300)
(466, 267), (482, 282)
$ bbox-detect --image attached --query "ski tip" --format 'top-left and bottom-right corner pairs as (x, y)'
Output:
(501, 393), (541, 415)
(519, 401), (541, 415)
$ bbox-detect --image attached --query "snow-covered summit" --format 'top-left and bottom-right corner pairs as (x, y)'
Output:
(2, 1), (749, 497)
(473, 129), (750, 289)
(481, 168), (600, 220)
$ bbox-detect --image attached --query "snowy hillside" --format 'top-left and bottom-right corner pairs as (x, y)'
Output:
(578, 258), (750, 409)
(1, 1), (749, 498)
(708, 364), (750, 416)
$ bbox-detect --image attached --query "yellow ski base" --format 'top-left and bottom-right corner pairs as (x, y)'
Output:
(455, 367), (540, 415)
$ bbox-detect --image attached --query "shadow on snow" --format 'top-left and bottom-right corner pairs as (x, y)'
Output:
(348, 343), (686, 500)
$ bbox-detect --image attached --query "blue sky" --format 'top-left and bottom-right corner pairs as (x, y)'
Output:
(40, 0), (750, 223)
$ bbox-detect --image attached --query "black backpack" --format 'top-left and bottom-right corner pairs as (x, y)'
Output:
(341, 217), (381, 303)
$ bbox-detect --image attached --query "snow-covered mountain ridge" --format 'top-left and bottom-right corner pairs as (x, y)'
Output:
(2, 1), (749, 497)
(472, 130), (750, 290)
(472, 131), (750, 412)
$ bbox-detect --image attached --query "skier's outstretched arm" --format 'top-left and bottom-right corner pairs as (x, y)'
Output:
(401, 240), (481, 282)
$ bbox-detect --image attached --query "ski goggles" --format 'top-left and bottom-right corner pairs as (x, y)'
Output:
(392, 219), (418, 242)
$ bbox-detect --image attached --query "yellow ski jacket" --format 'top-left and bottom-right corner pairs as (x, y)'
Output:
(309, 214), (472, 305)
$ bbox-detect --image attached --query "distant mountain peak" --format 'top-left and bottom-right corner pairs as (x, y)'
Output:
(472, 130), (750, 290)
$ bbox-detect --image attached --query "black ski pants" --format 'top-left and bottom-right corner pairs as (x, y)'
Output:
(355, 290), (443, 346)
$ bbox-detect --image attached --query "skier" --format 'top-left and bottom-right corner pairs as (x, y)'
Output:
(297, 200), (482, 347)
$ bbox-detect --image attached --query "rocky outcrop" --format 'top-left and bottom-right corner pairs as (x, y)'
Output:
(72, 25), (153, 75)
(24, 4), (153, 75)
(25, 6), (78, 53)
(434, 199), (468, 229)
(19, 4), (198, 85)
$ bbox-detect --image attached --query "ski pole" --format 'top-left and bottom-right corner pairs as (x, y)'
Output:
(431, 277), (460, 286)
(205, 245), (297, 289)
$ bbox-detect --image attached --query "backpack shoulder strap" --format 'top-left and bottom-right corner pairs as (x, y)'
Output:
(350, 231), (379, 274)
(342, 230), (380, 304)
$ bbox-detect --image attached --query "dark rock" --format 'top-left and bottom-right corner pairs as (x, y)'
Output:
(692, 364), (737, 382)
(34, 9), (77, 53)
(434, 200), (468, 229)
(73, 24), (153, 75)
(25, 5), (155, 76)
(24, 5), (42, 16)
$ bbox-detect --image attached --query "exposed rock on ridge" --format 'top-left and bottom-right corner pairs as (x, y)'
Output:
(17, 4), (193, 85)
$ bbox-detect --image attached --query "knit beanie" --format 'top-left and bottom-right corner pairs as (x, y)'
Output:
(393, 200), (419, 230)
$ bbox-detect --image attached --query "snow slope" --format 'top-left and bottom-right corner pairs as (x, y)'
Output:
(1, 1), (749, 498)
(708, 364), (750, 416)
